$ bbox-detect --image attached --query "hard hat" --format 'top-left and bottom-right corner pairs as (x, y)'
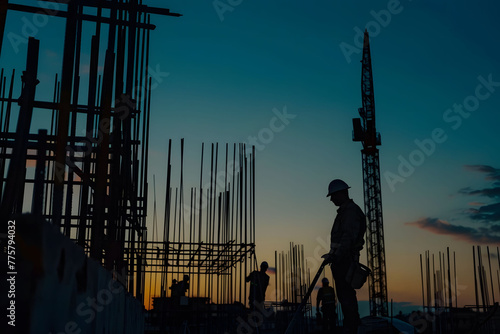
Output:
(322, 277), (329, 284)
(326, 179), (350, 197)
(261, 261), (269, 269)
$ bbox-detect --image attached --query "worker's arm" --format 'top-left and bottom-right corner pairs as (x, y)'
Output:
(336, 207), (364, 259)
(245, 271), (253, 282)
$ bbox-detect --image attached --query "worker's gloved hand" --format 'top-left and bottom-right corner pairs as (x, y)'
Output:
(321, 253), (335, 264)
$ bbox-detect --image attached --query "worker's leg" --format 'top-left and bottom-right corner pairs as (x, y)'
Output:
(322, 312), (330, 334)
(323, 304), (338, 333)
(331, 262), (360, 334)
(249, 297), (255, 311)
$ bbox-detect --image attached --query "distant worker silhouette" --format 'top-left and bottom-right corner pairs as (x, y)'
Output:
(322, 179), (366, 334)
(170, 279), (180, 297)
(246, 261), (270, 310)
(179, 275), (190, 296)
(316, 277), (337, 333)
(170, 275), (190, 304)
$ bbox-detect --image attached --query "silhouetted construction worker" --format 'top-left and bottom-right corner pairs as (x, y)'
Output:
(169, 278), (182, 306)
(246, 261), (270, 310)
(170, 275), (190, 305)
(316, 277), (337, 333)
(170, 279), (180, 296)
(322, 179), (366, 334)
(179, 275), (190, 296)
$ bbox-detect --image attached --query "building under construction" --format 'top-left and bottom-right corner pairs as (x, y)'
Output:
(0, 0), (182, 304)
(0, 1), (314, 333)
(3, 1), (500, 334)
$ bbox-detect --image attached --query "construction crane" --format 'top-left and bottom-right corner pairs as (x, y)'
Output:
(352, 30), (388, 317)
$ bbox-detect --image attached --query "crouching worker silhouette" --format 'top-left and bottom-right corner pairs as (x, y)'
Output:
(322, 179), (366, 334)
(317, 277), (337, 333)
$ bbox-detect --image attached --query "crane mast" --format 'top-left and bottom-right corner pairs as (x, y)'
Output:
(352, 30), (388, 317)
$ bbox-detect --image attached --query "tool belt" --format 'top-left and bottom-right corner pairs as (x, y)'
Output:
(346, 261), (371, 289)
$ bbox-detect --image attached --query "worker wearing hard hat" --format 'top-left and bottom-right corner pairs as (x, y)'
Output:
(322, 179), (366, 334)
(316, 277), (337, 333)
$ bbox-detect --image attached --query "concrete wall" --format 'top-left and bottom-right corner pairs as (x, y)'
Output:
(8, 215), (144, 334)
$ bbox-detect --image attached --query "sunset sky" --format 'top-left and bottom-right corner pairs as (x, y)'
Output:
(2, 0), (500, 317)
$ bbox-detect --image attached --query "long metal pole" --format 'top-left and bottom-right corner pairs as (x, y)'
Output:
(160, 138), (171, 334)
(77, 31), (99, 247)
(279, 252), (282, 303)
(192, 188), (197, 299)
(64, 2), (83, 237)
(138, 33), (153, 299)
(478, 246), (486, 311)
(213, 143), (218, 245)
(231, 143), (236, 244)
(420, 254), (425, 312)
(208, 143), (214, 301)
(52, 0), (78, 228)
(173, 188), (178, 247)
(252, 145), (256, 248)
(447, 248), (453, 333)
(164, 139), (172, 293)
(47, 77), (60, 218)
(205, 188), (210, 299)
(275, 250), (278, 304)
(442, 252), (446, 308)
(224, 143), (228, 243)
(454, 251), (457, 308)
(189, 187), (193, 298)
(197, 143), (204, 298)
(426, 251), (431, 311)
(152, 175), (158, 307)
(244, 145), (247, 246)
(209, 143), (213, 244)
(473, 246), (479, 311)
(432, 254), (436, 311)
(231, 143), (236, 303)
(487, 246), (495, 304)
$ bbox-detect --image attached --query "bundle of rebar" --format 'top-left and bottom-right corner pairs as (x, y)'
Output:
(144, 140), (257, 308)
(273, 242), (313, 333)
(420, 248), (457, 312)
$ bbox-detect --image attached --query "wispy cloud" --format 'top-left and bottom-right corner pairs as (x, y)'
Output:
(407, 165), (500, 243)
(458, 165), (500, 223)
(464, 165), (500, 183)
(459, 186), (500, 199)
(465, 203), (500, 222)
(405, 217), (500, 245)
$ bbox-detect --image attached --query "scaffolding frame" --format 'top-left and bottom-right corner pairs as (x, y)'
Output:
(0, 0), (181, 305)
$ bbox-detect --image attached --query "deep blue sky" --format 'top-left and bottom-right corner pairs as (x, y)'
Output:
(2, 0), (500, 314)
(145, 0), (500, 310)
